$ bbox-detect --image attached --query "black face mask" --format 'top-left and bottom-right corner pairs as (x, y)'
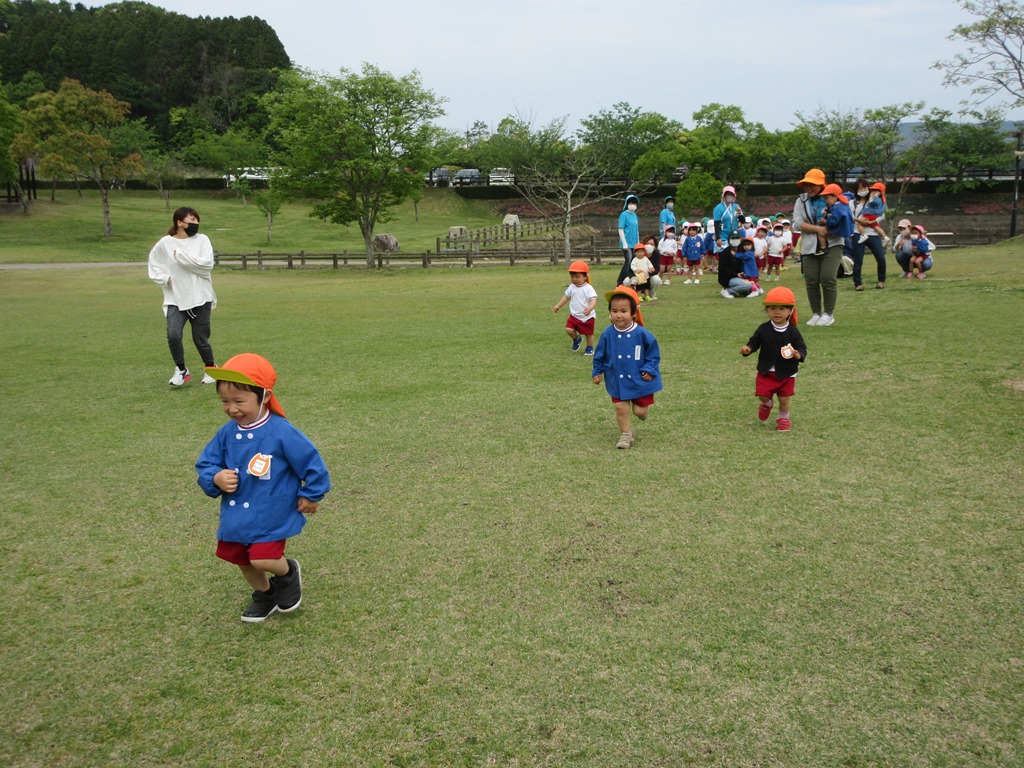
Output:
(184, 222), (200, 237)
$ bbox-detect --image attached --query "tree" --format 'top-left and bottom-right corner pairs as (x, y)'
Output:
(141, 151), (186, 212)
(792, 106), (872, 181)
(0, 76), (25, 209)
(13, 78), (146, 235)
(254, 187), (283, 242)
(862, 102), (926, 182)
(492, 114), (629, 266)
(674, 170), (722, 218)
(934, 0), (1024, 108)
(577, 102), (682, 182)
(684, 104), (765, 183)
(265, 66), (446, 266)
(904, 107), (1011, 191)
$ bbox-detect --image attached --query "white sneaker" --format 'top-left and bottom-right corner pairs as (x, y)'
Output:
(807, 314), (821, 326)
(697, 269), (703, 276)
(201, 373), (216, 384)
(684, 278), (693, 284)
(858, 233), (869, 243)
(818, 313), (835, 326)
(747, 289), (761, 298)
(694, 279), (700, 284)
(721, 289), (734, 299)
(663, 279), (671, 285)
(169, 368), (190, 386)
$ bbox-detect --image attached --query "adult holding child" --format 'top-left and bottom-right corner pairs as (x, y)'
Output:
(148, 206), (218, 385)
(849, 178), (888, 290)
(791, 169), (841, 326)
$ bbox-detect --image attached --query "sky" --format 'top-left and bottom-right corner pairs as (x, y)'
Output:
(95, 0), (1023, 134)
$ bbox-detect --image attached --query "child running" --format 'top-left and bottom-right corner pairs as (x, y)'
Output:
(552, 260), (599, 355)
(740, 287), (807, 432)
(196, 353), (331, 622)
(592, 285), (663, 449)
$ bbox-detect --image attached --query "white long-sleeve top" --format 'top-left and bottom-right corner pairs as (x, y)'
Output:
(147, 233), (217, 315)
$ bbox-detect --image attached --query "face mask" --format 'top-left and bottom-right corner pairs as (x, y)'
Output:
(911, 234), (920, 241)
(724, 195), (735, 204)
(774, 230), (782, 236)
(857, 189), (869, 198)
(644, 244), (655, 255)
(184, 222), (200, 237)
(666, 202), (674, 210)
(729, 239), (740, 248)
(667, 233), (676, 240)
(627, 203), (637, 212)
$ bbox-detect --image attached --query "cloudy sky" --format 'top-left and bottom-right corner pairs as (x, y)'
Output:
(97, 0), (1022, 133)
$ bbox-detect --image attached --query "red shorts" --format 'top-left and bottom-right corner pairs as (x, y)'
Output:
(862, 214), (880, 223)
(612, 393), (655, 407)
(767, 256), (784, 266)
(755, 256), (766, 268)
(660, 255), (675, 267)
(566, 316), (595, 335)
(686, 258), (701, 266)
(217, 539), (286, 565)
(755, 372), (796, 399)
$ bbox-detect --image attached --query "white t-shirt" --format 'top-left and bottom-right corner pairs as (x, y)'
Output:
(147, 233), (217, 315)
(767, 234), (787, 257)
(564, 282), (598, 320)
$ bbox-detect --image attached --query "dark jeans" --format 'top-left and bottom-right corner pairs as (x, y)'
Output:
(166, 302), (214, 370)
(851, 235), (887, 286)
(616, 248), (634, 286)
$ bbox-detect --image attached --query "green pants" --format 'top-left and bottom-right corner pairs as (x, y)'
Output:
(801, 249), (842, 316)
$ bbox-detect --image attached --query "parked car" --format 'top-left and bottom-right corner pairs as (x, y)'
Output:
(453, 168), (482, 186)
(424, 167), (450, 186)
(223, 167), (274, 185)
(488, 167), (514, 186)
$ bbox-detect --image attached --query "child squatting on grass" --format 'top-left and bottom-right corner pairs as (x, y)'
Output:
(740, 287), (808, 432)
(591, 285), (663, 449)
(552, 260), (599, 355)
(196, 353), (331, 623)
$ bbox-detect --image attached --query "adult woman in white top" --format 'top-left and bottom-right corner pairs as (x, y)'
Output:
(147, 207), (218, 386)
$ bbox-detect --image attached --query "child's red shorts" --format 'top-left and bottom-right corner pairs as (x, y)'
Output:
(566, 316), (595, 335)
(767, 256), (784, 266)
(612, 394), (655, 407)
(660, 255), (675, 268)
(217, 539), (287, 565)
(755, 372), (796, 399)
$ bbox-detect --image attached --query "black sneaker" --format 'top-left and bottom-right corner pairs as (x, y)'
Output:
(272, 558), (302, 612)
(241, 589), (278, 623)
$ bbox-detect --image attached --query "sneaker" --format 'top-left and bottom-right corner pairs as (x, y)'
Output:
(697, 269), (703, 276)
(649, 295), (658, 301)
(858, 233), (869, 243)
(813, 246), (830, 256)
(572, 336), (582, 352)
(721, 289), (734, 299)
(747, 289), (761, 299)
(773, 275), (780, 281)
(615, 432), (634, 449)
(903, 272), (913, 279)
(272, 558), (302, 612)
(684, 278), (693, 284)
(201, 373), (216, 384)
(818, 313), (835, 326)
(168, 367), (190, 386)
(663, 279), (671, 285)
(777, 417), (792, 432)
(916, 273), (926, 279)
(758, 401), (773, 421)
(807, 314), (822, 326)
(583, 346), (594, 356)
(241, 589), (278, 623)
(693, 279), (700, 284)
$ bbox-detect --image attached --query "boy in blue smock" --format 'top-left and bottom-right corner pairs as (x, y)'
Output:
(814, 184), (855, 255)
(592, 286), (662, 449)
(196, 353), (331, 623)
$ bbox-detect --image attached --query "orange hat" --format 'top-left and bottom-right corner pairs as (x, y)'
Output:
(568, 260), (591, 283)
(822, 183), (844, 198)
(604, 284), (645, 326)
(797, 168), (826, 187)
(763, 286), (798, 325)
(869, 181), (887, 202)
(205, 353), (286, 417)
(632, 242), (647, 251)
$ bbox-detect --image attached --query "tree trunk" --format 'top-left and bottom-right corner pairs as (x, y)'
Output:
(267, 212), (273, 242)
(563, 208), (573, 267)
(100, 184), (113, 236)
(364, 234), (375, 268)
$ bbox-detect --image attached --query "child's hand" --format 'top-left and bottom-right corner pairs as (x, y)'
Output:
(297, 497), (319, 515)
(214, 468), (238, 493)
(741, 345), (752, 356)
(593, 374), (602, 385)
(640, 372), (653, 381)
(552, 304), (560, 313)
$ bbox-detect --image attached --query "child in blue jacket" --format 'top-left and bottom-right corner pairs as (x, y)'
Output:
(682, 222), (705, 283)
(196, 353), (331, 623)
(592, 286), (662, 449)
(814, 184), (855, 255)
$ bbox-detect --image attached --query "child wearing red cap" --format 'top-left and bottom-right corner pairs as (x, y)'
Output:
(196, 353), (331, 623)
(553, 260), (599, 355)
(740, 287), (807, 432)
(591, 286), (663, 449)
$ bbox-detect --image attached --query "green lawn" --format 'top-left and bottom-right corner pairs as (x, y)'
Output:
(0, 187), (508, 263)
(1, 242), (1022, 767)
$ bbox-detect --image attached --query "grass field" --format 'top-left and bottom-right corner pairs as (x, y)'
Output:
(2, 240), (1023, 767)
(0, 188), (507, 263)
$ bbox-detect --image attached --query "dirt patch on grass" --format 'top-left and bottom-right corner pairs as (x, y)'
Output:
(1003, 379), (1024, 391)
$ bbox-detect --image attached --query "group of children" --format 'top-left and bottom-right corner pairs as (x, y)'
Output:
(555, 259), (807, 450)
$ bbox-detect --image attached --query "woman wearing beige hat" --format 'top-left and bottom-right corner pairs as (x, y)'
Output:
(791, 169), (842, 326)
